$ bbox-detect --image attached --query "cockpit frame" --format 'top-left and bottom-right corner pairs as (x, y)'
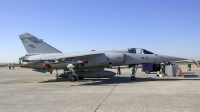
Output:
(128, 48), (154, 54)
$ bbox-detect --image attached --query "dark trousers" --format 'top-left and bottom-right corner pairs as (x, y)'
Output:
(117, 68), (121, 75)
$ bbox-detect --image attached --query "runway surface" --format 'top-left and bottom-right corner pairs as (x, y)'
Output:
(0, 65), (200, 112)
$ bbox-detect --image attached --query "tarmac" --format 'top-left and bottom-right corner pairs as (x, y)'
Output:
(0, 65), (200, 112)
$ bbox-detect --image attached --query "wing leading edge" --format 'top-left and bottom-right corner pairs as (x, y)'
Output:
(22, 52), (104, 64)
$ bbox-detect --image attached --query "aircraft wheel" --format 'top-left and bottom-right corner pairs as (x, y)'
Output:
(131, 76), (136, 81)
(69, 75), (77, 82)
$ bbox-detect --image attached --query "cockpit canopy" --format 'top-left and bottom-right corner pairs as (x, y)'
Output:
(128, 48), (154, 54)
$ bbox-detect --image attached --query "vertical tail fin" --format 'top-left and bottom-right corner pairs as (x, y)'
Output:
(19, 33), (62, 54)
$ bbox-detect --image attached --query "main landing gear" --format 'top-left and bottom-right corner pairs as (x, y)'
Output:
(55, 69), (59, 80)
(54, 68), (78, 82)
(69, 75), (77, 82)
(68, 68), (78, 82)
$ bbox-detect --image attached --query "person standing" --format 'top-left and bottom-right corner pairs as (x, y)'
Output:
(8, 63), (11, 70)
(117, 66), (121, 75)
(116, 66), (119, 75)
(12, 63), (15, 70)
(161, 64), (165, 76)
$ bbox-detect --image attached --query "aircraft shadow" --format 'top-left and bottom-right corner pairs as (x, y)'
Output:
(39, 78), (68, 83)
(76, 77), (200, 86)
(39, 75), (200, 86)
(183, 74), (199, 78)
(183, 72), (196, 74)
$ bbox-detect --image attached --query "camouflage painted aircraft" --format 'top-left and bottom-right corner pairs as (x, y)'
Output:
(19, 33), (187, 82)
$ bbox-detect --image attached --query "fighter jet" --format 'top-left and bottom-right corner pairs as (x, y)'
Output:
(19, 33), (187, 82)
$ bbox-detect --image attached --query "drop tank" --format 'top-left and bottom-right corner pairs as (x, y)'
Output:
(59, 70), (116, 78)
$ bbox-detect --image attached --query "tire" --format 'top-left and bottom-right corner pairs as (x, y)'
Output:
(131, 76), (136, 81)
(69, 75), (77, 82)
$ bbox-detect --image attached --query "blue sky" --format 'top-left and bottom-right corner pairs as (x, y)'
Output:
(0, 0), (200, 63)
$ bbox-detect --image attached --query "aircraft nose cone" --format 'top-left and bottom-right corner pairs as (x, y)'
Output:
(158, 55), (188, 62)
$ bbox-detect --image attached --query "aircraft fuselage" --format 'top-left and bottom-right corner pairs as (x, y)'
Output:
(20, 51), (184, 71)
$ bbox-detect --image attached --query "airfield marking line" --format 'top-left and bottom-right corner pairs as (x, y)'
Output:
(94, 68), (131, 111)
(94, 75), (124, 112)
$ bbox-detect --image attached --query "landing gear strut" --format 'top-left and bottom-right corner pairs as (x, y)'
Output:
(130, 65), (137, 81)
(55, 69), (59, 79)
(68, 68), (78, 82)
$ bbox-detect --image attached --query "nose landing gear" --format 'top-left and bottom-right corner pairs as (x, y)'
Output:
(130, 65), (137, 81)
(131, 75), (136, 81)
